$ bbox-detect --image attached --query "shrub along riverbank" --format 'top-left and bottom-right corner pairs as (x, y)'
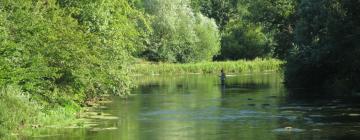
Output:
(0, 0), (141, 138)
(0, 58), (283, 138)
(131, 59), (284, 75)
(0, 86), (80, 138)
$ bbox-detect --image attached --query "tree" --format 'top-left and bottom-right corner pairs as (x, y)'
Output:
(285, 0), (360, 94)
(218, 20), (271, 60)
(0, 0), (148, 104)
(141, 0), (220, 63)
(196, 0), (239, 31)
(0, 0), (92, 103)
(191, 0), (297, 60)
(246, 0), (298, 59)
(57, 0), (151, 97)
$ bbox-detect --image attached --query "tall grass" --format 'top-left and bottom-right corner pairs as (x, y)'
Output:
(0, 86), (80, 139)
(0, 86), (34, 138)
(131, 58), (284, 75)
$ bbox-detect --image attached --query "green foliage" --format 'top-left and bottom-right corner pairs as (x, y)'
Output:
(0, 0), (147, 104)
(0, 0), (147, 135)
(135, 0), (296, 62)
(285, 0), (360, 94)
(246, 0), (298, 59)
(140, 0), (220, 63)
(191, 0), (239, 31)
(0, 86), (80, 138)
(193, 14), (221, 61)
(219, 20), (271, 60)
(57, 0), (151, 98)
(191, 0), (297, 60)
(131, 58), (283, 75)
(0, 86), (34, 137)
(0, 0), (90, 103)
(0, 0), (151, 137)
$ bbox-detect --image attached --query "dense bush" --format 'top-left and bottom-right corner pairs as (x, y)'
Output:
(0, 86), (79, 138)
(0, 0), (149, 136)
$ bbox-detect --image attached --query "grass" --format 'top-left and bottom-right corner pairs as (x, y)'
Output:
(0, 86), (81, 139)
(0, 86), (33, 138)
(131, 58), (284, 75)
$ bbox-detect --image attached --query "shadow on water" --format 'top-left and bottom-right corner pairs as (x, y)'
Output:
(221, 82), (271, 94)
(225, 82), (271, 89)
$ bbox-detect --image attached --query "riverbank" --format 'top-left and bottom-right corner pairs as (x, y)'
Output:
(0, 59), (284, 138)
(0, 86), (115, 139)
(0, 86), (81, 139)
(131, 58), (284, 75)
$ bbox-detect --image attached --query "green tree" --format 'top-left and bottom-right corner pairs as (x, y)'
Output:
(141, 0), (220, 63)
(0, 0), (148, 104)
(219, 20), (271, 60)
(0, 0), (91, 103)
(192, 0), (239, 31)
(193, 14), (221, 61)
(246, 0), (298, 59)
(285, 0), (360, 94)
(57, 0), (151, 98)
(191, 0), (296, 60)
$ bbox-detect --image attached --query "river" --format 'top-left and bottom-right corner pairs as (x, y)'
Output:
(27, 73), (360, 140)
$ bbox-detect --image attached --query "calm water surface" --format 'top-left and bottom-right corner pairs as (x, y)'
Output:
(27, 73), (360, 140)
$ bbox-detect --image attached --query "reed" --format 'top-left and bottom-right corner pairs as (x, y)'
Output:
(131, 58), (284, 75)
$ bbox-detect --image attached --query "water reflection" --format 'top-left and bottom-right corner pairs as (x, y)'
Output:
(26, 73), (360, 140)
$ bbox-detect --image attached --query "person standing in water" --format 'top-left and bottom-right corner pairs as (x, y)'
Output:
(220, 69), (226, 86)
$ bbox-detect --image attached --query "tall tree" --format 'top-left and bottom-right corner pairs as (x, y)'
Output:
(285, 0), (360, 94)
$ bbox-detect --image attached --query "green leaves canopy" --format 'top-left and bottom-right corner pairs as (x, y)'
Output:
(285, 0), (360, 94)
(0, 0), (148, 104)
(141, 0), (220, 63)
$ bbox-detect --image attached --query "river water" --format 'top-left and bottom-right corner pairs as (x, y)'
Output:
(27, 73), (360, 140)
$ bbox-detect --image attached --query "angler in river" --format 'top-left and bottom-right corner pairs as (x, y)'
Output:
(220, 69), (226, 86)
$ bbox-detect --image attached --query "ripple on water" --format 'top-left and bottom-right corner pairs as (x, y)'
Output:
(140, 108), (269, 121)
(272, 127), (305, 133)
(89, 127), (118, 132)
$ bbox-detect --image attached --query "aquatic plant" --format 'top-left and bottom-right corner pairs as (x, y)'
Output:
(131, 58), (284, 75)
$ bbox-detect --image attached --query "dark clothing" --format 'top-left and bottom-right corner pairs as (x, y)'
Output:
(220, 72), (226, 85)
